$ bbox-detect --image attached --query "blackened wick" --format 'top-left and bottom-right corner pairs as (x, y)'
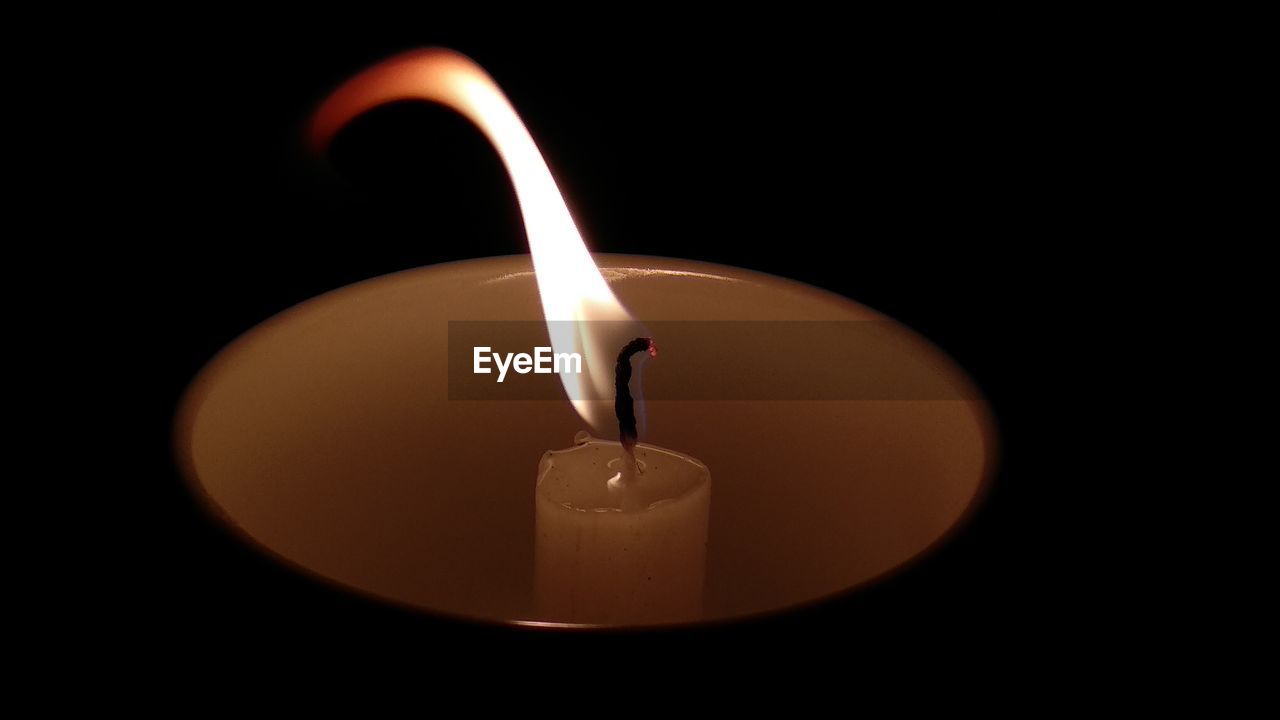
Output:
(615, 337), (656, 452)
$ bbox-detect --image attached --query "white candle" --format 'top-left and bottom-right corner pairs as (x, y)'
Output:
(534, 433), (710, 625)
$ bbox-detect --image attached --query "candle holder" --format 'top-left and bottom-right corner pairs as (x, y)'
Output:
(175, 254), (996, 629)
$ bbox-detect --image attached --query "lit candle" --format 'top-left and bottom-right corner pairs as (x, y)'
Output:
(176, 48), (995, 628)
(311, 49), (721, 625)
(532, 337), (709, 624)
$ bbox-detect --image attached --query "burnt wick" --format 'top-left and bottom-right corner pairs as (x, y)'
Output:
(615, 337), (657, 458)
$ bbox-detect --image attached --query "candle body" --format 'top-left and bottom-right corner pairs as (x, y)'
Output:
(534, 436), (710, 625)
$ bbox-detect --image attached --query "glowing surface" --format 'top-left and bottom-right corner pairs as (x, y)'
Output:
(176, 255), (996, 627)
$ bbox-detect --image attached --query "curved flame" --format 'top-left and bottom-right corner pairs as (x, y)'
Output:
(310, 48), (634, 431)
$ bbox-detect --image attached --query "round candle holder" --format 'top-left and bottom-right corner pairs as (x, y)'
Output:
(175, 254), (996, 628)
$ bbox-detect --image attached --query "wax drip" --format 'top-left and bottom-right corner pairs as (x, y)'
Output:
(615, 337), (657, 481)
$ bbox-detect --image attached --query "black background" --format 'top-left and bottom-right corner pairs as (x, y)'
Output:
(88, 10), (1101, 659)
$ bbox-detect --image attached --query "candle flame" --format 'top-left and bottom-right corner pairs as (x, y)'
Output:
(311, 48), (635, 431)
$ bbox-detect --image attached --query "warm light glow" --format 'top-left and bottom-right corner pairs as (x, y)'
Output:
(311, 48), (634, 431)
